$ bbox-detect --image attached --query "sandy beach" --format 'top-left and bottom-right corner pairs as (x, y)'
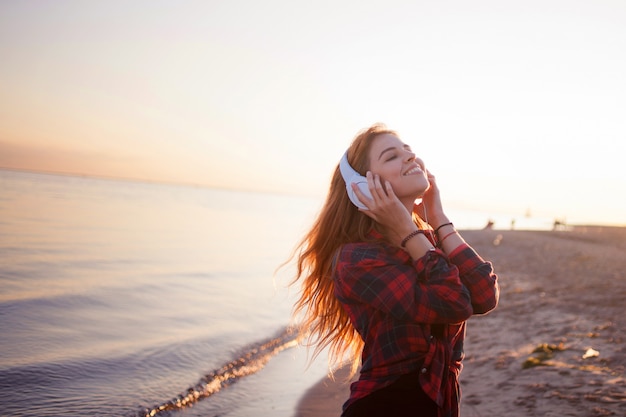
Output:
(294, 226), (626, 417)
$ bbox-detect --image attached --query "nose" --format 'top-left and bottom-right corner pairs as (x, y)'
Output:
(404, 149), (416, 162)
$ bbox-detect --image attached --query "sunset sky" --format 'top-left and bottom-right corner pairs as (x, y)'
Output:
(1, 0), (625, 225)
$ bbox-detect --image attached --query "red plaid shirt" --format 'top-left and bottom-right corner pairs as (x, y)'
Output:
(334, 230), (499, 417)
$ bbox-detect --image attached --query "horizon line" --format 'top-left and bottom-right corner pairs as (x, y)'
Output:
(0, 166), (313, 199)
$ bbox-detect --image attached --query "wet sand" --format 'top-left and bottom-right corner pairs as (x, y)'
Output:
(294, 226), (626, 417)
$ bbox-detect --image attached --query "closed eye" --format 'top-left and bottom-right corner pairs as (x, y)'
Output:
(379, 143), (412, 161)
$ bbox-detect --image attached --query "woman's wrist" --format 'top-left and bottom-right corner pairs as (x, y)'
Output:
(431, 215), (451, 230)
(436, 229), (458, 248)
(400, 229), (424, 248)
(401, 228), (437, 257)
(434, 221), (454, 235)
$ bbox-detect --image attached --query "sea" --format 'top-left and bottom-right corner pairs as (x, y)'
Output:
(0, 169), (552, 417)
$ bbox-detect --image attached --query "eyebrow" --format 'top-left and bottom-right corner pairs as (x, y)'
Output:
(378, 144), (411, 160)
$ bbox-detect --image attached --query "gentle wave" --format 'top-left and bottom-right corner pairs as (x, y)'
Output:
(136, 327), (299, 417)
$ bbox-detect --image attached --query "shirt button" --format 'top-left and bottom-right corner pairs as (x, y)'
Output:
(421, 367), (427, 374)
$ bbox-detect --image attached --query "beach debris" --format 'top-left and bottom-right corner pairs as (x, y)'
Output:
(522, 343), (566, 369)
(582, 347), (600, 359)
(493, 234), (503, 246)
(553, 218), (568, 231)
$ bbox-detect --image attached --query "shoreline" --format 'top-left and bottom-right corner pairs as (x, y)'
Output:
(294, 227), (626, 417)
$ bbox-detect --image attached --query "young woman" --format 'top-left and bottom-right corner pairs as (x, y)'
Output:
(290, 124), (499, 417)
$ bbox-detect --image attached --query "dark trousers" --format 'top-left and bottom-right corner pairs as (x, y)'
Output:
(342, 371), (439, 417)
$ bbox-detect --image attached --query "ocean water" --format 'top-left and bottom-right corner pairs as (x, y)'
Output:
(0, 170), (326, 417)
(0, 170), (551, 417)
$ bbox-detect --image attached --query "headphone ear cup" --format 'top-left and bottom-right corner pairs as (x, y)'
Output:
(346, 178), (370, 210)
(339, 152), (371, 210)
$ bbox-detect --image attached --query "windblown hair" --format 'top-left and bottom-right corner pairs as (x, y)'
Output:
(289, 123), (426, 375)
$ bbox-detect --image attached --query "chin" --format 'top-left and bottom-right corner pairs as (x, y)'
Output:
(396, 177), (430, 199)
(415, 179), (430, 197)
(405, 185), (429, 201)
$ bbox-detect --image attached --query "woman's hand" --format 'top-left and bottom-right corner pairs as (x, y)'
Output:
(352, 171), (416, 244)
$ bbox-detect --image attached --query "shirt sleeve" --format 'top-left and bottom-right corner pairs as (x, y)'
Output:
(335, 243), (473, 324)
(448, 243), (499, 315)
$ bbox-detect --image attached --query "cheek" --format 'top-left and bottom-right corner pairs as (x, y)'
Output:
(369, 164), (394, 181)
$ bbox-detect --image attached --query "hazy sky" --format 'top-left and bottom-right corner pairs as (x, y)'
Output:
(1, 0), (625, 225)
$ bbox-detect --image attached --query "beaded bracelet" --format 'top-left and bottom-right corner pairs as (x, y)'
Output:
(434, 222), (454, 238)
(400, 230), (425, 248)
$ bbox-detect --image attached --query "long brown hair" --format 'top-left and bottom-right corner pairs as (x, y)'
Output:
(289, 123), (426, 374)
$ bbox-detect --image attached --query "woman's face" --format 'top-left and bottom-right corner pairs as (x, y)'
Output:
(368, 133), (430, 202)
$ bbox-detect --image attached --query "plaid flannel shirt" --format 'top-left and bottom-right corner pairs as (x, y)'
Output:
(334, 230), (499, 417)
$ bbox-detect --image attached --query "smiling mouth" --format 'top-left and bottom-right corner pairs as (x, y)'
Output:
(403, 166), (422, 176)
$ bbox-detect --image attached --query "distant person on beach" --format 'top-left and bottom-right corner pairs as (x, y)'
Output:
(289, 124), (499, 417)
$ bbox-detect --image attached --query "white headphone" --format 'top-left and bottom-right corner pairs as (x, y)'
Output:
(339, 151), (372, 210)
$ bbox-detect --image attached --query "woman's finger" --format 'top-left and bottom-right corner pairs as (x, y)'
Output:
(366, 172), (383, 202)
(373, 174), (387, 198)
(351, 182), (374, 209)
